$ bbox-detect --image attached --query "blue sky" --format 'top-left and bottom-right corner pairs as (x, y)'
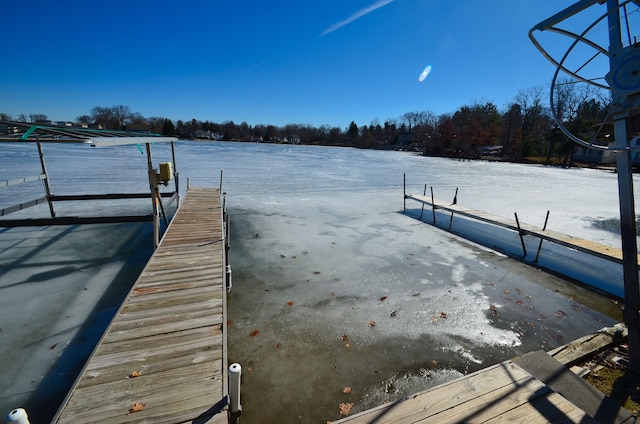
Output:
(0, 1), (613, 128)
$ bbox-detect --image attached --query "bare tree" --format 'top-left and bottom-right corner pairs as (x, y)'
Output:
(29, 114), (48, 123)
(514, 86), (550, 158)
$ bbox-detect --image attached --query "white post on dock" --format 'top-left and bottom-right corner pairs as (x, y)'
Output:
(6, 408), (30, 424)
(229, 363), (242, 415)
(226, 265), (232, 292)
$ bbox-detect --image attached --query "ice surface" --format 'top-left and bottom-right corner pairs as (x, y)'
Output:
(0, 141), (632, 422)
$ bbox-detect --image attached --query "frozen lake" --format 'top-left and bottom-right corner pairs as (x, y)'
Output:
(0, 140), (635, 422)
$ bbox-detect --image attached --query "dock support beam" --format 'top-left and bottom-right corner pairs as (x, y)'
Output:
(535, 211), (550, 263)
(431, 187), (436, 224)
(448, 188), (458, 229)
(419, 184), (427, 220)
(514, 212), (527, 258)
(146, 143), (160, 248)
(36, 142), (55, 218)
(403, 173), (406, 212)
(170, 141), (181, 206)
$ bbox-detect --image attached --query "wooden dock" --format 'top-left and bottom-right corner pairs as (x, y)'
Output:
(404, 193), (640, 265)
(54, 187), (229, 424)
(335, 325), (633, 424)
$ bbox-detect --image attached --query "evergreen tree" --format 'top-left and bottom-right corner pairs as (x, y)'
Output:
(162, 119), (176, 136)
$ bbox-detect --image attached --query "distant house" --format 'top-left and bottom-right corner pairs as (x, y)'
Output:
(287, 135), (301, 144)
(479, 145), (503, 156)
(41, 121), (74, 127)
(194, 129), (211, 139)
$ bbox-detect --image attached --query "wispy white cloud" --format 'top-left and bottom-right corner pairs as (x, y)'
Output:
(320, 0), (395, 36)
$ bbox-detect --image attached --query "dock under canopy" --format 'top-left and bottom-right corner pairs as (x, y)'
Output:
(0, 121), (179, 246)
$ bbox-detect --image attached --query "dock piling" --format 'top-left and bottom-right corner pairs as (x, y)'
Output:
(419, 184), (427, 220)
(403, 173), (406, 212)
(229, 363), (242, 416)
(5, 408), (29, 424)
(430, 187), (436, 224)
(449, 188), (458, 229)
(514, 212), (527, 258)
(535, 211), (550, 263)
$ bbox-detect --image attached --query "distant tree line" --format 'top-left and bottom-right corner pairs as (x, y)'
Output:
(3, 79), (632, 164)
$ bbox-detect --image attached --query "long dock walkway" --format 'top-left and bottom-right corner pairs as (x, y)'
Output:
(405, 194), (640, 265)
(54, 187), (229, 424)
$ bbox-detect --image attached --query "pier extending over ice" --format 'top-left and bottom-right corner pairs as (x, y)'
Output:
(404, 191), (640, 266)
(54, 187), (230, 424)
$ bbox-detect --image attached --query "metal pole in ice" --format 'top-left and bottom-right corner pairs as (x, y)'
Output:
(229, 363), (242, 416)
(6, 408), (30, 424)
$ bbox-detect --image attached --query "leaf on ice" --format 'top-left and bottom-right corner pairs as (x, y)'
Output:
(249, 330), (260, 337)
(368, 320), (376, 327)
(129, 402), (145, 413)
(440, 311), (447, 319)
(343, 387), (353, 394)
(129, 370), (141, 378)
(287, 301), (294, 306)
(379, 295), (387, 302)
(341, 334), (349, 341)
(339, 402), (355, 416)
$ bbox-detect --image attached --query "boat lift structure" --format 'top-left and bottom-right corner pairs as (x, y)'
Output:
(529, 0), (640, 367)
(0, 121), (179, 247)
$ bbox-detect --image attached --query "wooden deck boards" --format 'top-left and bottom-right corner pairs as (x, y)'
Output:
(405, 194), (640, 265)
(54, 187), (228, 424)
(335, 361), (597, 424)
(336, 325), (632, 423)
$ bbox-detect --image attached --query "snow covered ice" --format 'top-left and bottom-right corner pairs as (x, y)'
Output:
(0, 141), (634, 422)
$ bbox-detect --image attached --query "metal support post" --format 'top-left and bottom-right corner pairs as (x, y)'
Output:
(36, 141), (56, 218)
(607, 0), (640, 367)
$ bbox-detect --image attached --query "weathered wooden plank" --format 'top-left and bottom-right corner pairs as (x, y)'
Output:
(97, 326), (222, 358)
(138, 265), (223, 283)
(336, 362), (534, 423)
(106, 314), (223, 343)
(116, 298), (222, 321)
(132, 276), (224, 293)
(63, 360), (223, 415)
(77, 344), (223, 388)
(423, 377), (549, 423)
(131, 278), (221, 294)
(121, 286), (223, 311)
(59, 373), (222, 423)
(485, 391), (596, 424)
(549, 324), (628, 367)
(140, 254), (223, 270)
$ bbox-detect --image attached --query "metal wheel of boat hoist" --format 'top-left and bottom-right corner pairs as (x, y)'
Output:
(529, 0), (640, 152)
